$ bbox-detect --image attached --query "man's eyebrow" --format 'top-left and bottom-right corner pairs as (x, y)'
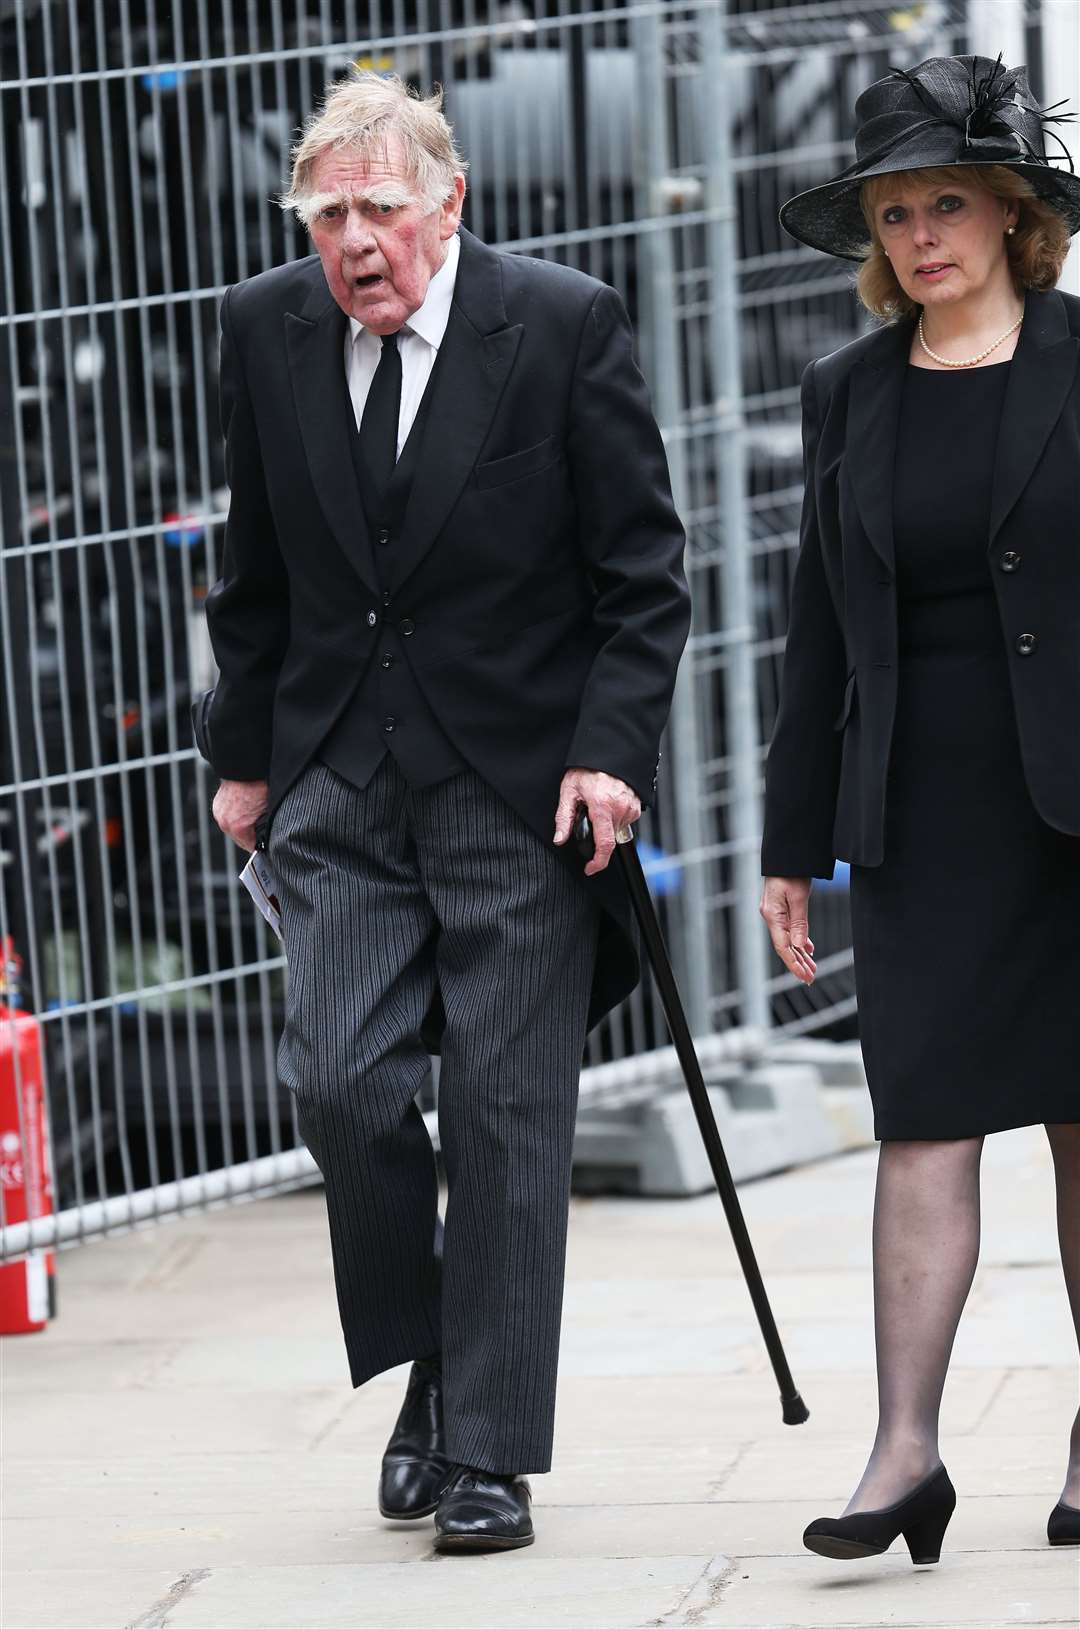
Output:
(307, 183), (416, 211)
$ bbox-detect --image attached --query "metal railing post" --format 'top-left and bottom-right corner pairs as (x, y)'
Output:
(630, 7), (713, 1038)
(701, 4), (771, 1033)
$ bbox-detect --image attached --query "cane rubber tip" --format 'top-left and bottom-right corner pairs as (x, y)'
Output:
(782, 1393), (810, 1426)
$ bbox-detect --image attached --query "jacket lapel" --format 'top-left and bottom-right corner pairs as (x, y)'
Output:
(387, 229), (523, 595)
(285, 270), (378, 594)
(988, 286), (1080, 547)
(845, 318), (913, 577)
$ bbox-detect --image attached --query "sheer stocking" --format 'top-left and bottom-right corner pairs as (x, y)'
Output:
(1046, 1123), (1080, 1510)
(844, 1136), (984, 1516)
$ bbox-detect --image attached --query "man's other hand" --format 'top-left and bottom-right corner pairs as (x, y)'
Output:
(213, 778), (270, 852)
(553, 768), (642, 877)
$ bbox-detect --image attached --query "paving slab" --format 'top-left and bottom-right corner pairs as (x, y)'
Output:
(1, 1569), (185, 1629)
(675, 1550), (1080, 1628)
(144, 1556), (720, 1629)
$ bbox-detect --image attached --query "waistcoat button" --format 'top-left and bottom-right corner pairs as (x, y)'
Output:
(1000, 551), (1021, 573)
(1015, 632), (1037, 656)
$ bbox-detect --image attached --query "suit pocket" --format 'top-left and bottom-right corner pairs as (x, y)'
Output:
(475, 434), (558, 490)
(833, 669), (856, 732)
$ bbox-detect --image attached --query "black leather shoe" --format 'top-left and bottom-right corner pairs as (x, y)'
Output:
(433, 1466), (535, 1552)
(378, 1357), (454, 1520)
(803, 1464), (956, 1564)
(1048, 1501), (1080, 1545)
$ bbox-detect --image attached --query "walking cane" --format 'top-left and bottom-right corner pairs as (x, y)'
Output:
(575, 812), (809, 1426)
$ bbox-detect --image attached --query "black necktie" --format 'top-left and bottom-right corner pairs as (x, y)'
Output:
(358, 331), (402, 498)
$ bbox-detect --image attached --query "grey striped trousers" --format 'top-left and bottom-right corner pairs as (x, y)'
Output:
(271, 758), (599, 1474)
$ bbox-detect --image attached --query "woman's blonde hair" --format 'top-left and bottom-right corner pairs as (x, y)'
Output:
(857, 164), (1071, 320)
(280, 69), (468, 226)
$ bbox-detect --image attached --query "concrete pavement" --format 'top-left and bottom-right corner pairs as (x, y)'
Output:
(3, 1122), (1078, 1627)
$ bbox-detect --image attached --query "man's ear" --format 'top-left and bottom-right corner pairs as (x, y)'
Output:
(440, 174), (466, 239)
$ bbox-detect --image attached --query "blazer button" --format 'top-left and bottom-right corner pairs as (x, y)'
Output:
(377, 528), (391, 546)
(382, 716), (397, 733)
(1015, 632), (1037, 656)
(366, 610), (378, 628)
(399, 618), (415, 637)
(1000, 551), (1021, 573)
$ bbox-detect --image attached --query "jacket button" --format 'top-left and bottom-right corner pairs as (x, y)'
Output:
(399, 618), (415, 637)
(1000, 551), (1021, 573)
(382, 716), (397, 733)
(1015, 632), (1037, 656)
(382, 591), (392, 607)
(380, 653), (394, 670)
(377, 528), (391, 546)
(366, 610), (378, 628)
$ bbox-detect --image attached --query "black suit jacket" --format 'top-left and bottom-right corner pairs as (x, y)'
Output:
(762, 284), (1080, 879)
(202, 227), (690, 1027)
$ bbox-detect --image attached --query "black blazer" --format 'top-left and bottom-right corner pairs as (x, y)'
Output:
(762, 284), (1080, 880)
(202, 227), (690, 1026)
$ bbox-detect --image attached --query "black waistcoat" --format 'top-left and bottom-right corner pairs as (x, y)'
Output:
(317, 357), (465, 791)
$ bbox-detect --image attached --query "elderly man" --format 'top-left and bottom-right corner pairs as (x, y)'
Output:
(203, 70), (688, 1553)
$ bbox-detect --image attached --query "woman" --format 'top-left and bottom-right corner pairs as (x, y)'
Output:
(760, 53), (1080, 1565)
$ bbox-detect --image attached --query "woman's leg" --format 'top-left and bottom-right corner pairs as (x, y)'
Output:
(844, 1135), (985, 1515)
(1045, 1123), (1080, 1509)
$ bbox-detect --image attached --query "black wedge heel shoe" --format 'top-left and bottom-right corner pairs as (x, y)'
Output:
(1047, 1502), (1080, 1545)
(803, 1464), (956, 1564)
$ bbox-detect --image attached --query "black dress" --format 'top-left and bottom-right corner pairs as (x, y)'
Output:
(849, 359), (1080, 1139)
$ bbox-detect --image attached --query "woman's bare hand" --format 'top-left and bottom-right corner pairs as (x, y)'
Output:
(759, 875), (817, 985)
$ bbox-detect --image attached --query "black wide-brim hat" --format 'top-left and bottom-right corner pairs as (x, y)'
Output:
(780, 53), (1080, 260)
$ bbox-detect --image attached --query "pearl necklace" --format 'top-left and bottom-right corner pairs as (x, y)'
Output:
(917, 311), (1023, 368)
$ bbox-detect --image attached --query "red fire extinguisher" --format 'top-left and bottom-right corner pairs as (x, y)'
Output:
(0, 938), (55, 1333)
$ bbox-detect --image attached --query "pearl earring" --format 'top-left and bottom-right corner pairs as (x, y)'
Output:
(1006, 225), (1016, 236)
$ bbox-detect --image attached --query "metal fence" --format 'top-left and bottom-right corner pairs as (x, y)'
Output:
(2, 0), (1063, 1255)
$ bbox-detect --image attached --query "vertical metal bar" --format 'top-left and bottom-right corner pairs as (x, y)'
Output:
(167, 0), (219, 1180)
(56, 0), (129, 1217)
(9, 2), (96, 1228)
(967, 0), (1025, 69)
(630, 5), (711, 1037)
(87, 0), (156, 1210)
(489, 0), (509, 246)
(701, 3), (770, 1034)
(0, 120), (46, 1261)
(1041, 0), (1080, 295)
(192, 0), (272, 1166)
(567, 5), (588, 272)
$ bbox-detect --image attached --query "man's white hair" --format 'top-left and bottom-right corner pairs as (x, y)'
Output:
(280, 69), (468, 227)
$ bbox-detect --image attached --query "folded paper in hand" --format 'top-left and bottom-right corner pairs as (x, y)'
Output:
(240, 851), (283, 940)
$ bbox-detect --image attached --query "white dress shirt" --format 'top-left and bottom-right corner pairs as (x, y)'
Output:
(345, 231), (460, 457)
